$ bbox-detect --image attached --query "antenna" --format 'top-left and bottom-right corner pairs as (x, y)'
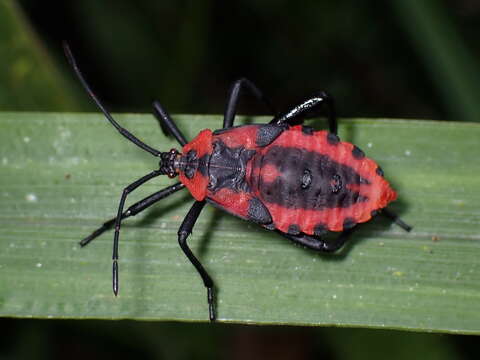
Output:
(63, 41), (161, 157)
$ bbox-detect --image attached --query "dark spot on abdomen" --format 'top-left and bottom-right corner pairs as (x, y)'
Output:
(288, 224), (301, 235)
(301, 169), (312, 189)
(327, 133), (340, 145)
(314, 223), (327, 236)
(352, 146), (365, 159)
(343, 218), (356, 230)
(376, 166), (384, 177)
(331, 174), (342, 193)
(258, 146), (369, 210)
(301, 126), (314, 135)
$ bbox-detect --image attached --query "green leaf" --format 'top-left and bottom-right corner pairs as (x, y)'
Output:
(1, 112), (479, 334)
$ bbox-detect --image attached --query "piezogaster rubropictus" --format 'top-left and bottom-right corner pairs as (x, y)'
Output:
(64, 43), (411, 321)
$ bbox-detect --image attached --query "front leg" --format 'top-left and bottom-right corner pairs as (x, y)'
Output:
(111, 170), (163, 296)
(80, 182), (185, 247)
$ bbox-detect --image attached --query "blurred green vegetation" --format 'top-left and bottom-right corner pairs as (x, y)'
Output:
(2, 0), (480, 359)
(11, 0), (480, 121)
(0, 1), (82, 111)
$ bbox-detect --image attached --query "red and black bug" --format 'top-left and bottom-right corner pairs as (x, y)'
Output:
(64, 43), (411, 321)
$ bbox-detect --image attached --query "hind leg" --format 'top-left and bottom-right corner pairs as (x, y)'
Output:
(276, 228), (355, 253)
(269, 92), (337, 135)
(223, 78), (277, 128)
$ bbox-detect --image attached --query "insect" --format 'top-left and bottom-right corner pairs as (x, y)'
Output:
(64, 43), (411, 321)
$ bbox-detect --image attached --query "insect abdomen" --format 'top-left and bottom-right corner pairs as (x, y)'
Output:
(248, 126), (396, 234)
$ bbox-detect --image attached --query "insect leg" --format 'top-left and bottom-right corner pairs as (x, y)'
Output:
(381, 208), (412, 232)
(111, 170), (164, 296)
(80, 182), (185, 247)
(223, 78), (277, 129)
(269, 92), (337, 135)
(177, 200), (216, 321)
(277, 228), (355, 253)
(152, 101), (188, 146)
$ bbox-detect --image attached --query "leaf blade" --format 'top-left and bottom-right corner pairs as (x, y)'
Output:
(1, 112), (479, 334)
